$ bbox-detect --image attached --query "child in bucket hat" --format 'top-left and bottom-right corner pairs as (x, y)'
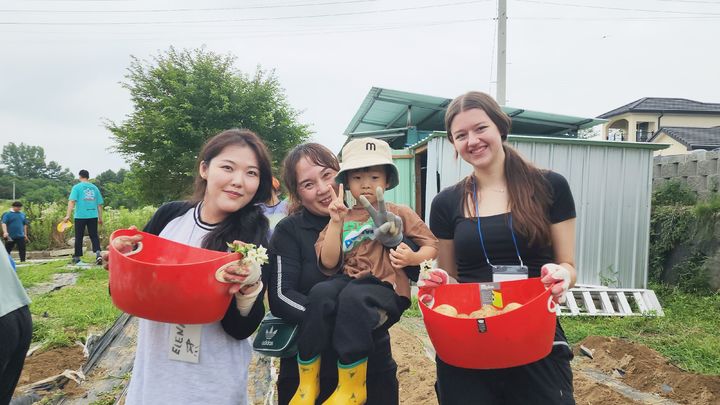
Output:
(289, 138), (438, 405)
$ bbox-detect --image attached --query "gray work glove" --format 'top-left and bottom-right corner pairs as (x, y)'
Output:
(358, 187), (404, 248)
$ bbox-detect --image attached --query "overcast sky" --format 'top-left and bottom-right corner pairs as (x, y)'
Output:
(1, 0), (719, 176)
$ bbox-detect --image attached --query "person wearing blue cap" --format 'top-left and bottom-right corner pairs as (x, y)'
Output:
(2, 201), (29, 263)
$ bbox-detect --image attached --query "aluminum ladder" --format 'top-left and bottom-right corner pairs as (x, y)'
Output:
(557, 284), (664, 316)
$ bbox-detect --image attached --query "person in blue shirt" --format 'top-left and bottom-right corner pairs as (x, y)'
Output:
(2, 201), (29, 263)
(64, 170), (104, 265)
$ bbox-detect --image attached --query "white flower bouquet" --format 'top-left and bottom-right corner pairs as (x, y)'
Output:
(223, 242), (269, 286)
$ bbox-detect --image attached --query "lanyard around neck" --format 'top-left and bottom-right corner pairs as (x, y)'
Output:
(471, 176), (524, 268)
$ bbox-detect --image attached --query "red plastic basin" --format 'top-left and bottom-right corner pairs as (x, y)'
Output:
(108, 229), (241, 324)
(419, 278), (556, 369)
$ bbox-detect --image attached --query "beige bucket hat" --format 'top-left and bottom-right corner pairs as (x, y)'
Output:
(335, 137), (399, 190)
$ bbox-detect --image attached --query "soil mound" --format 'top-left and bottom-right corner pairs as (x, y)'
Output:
(575, 336), (720, 404)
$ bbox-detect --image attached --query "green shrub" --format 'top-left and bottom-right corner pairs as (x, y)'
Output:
(648, 193), (720, 294)
(6, 202), (156, 251)
(648, 205), (695, 282)
(652, 180), (697, 206)
(671, 252), (713, 295)
(24, 202), (67, 250)
(100, 206), (156, 245)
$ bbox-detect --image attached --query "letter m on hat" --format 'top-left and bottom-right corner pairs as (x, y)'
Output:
(365, 142), (377, 151)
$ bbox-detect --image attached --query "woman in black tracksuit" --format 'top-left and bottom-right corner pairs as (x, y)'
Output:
(267, 143), (400, 404)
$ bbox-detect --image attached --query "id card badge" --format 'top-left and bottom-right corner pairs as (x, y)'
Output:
(492, 265), (529, 283)
(168, 324), (202, 363)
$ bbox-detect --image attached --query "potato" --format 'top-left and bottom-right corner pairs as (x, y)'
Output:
(469, 306), (500, 318)
(433, 304), (458, 317)
(501, 302), (523, 313)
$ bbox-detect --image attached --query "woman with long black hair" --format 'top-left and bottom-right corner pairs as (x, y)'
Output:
(109, 129), (272, 404)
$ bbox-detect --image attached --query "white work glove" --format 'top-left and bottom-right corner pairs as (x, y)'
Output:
(234, 281), (263, 316)
(417, 268), (450, 307)
(358, 187), (403, 248)
(217, 260), (262, 291)
(541, 264), (571, 304)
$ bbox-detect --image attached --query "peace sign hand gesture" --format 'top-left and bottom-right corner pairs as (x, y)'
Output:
(358, 186), (404, 248)
(328, 183), (349, 224)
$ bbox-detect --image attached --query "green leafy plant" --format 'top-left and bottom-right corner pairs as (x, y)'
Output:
(648, 205), (695, 282)
(652, 180), (697, 207)
(599, 264), (620, 288)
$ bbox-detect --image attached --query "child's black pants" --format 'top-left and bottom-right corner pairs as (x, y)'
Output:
(297, 274), (409, 364)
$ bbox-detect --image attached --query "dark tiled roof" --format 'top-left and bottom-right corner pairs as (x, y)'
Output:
(650, 126), (720, 149)
(598, 98), (720, 119)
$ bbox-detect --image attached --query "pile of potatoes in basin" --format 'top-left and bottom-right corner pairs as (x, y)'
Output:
(432, 302), (523, 318)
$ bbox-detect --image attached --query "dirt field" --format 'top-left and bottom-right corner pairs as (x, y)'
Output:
(390, 320), (719, 405)
(13, 320), (720, 404)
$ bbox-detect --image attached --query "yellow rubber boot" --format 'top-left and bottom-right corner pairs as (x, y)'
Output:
(322, 358), (368, 405)
(289, 355), (321, 405)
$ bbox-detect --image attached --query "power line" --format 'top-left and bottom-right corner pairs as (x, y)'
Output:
(0, 0), (491, 25)
(20, 0), (136, 2)
(512, 15), (720, 21)
(1, 0), (379, 13)
(0, 17), (491, 41)
(515, 0), (720, 16)
(650, 0), (720, 4)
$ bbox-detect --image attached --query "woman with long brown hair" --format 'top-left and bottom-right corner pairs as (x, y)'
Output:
(421, 91), (577, 404)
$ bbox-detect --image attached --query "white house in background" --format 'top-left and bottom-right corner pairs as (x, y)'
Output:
(598, 98), (720, 155)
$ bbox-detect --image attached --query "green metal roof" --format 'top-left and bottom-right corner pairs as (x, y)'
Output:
(407, 131), (670, 151)
(344, 87), (606, 137)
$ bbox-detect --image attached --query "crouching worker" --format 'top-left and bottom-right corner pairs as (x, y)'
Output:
(290, 138), (438, 405)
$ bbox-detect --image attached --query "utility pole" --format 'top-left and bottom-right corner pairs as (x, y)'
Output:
(496, 0), (507, 105)
(12, 181), (15, 200)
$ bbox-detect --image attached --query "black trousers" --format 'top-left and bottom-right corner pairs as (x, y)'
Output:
(73, 218), (101, 258)
(277, 365), (399, 405)
(297, 275), (409, 364)
(434, 339), (575, 405)
(4, 238), (26, 262)
(0, 305), (32, 405)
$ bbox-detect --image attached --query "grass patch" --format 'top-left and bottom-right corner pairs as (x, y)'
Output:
(24, 262), (120, 349)
(405, 295), (421, 318)
(90, 379), (128, 405)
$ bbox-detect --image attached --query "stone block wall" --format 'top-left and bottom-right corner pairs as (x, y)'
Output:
(653, 150), (720, 199)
